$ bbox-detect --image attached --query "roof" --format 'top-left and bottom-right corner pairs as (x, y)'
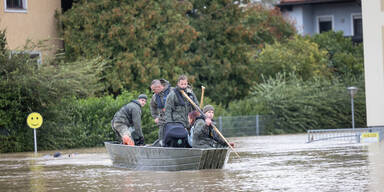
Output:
(277, 0), (360, 6)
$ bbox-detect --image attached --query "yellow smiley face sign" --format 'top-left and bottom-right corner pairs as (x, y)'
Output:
(27, 112), (43, 129)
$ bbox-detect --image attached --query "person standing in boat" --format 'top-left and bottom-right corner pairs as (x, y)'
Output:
(190, 105), (227, 148)
(164, 75), (199, 129)
(150, 79), (172, 146)
(111, 94), (148, 146)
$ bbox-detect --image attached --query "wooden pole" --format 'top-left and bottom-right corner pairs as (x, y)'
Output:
(180, 90), (240, 158)
(200, 86), (205, 109)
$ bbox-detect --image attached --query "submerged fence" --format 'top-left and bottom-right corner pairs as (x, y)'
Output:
(217, 115), (272, 137)
(216, 115), (384, 143)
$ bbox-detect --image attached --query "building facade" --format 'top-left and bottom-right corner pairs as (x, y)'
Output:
(361, 0), (384, 127)
(277, 0), (362, 42)
(0, 0), (62, 62)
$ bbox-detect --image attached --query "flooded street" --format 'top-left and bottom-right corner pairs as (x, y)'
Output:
(1, 134), (383, 192)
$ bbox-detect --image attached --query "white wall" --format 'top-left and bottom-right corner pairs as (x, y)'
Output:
(281, 2), (361, 36)
(302, 5), (314, 35)
(312, 3), (361, 36)
(361, 0), (384, 127)
(282, 6), (304, 35)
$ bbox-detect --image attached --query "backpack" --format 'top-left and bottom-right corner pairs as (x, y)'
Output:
(163, 122), (190, 148)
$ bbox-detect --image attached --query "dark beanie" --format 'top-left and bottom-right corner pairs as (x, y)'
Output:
(203, 105), (214, 113)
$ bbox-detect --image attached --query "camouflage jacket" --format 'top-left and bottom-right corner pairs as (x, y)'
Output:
(111, 100), (143, 140)
(191, 118), (226, 148)
(164, 86), (199, 127)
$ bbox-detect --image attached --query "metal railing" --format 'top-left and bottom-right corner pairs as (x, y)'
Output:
(215, 115), (384, 143)
(307, 127), (384, 143)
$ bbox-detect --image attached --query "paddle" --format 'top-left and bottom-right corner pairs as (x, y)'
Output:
(200, 86), (205, 109)
(180, 90), (241, 158)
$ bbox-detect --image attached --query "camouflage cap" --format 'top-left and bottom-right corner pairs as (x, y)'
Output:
(203, 105), (214, 113)
(138, 94), (148, 100)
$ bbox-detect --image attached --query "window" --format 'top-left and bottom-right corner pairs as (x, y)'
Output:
(29, 52), (42, 65)
(352, 14), (363, 37)
(6, 0), (23, 9)
(4, 0), (27, 12)
(317, 16), (333, 33)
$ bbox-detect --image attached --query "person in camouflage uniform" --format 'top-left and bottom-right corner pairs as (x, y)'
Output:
(164, 75), (199, 128)
(150, 79), (172, 146)
(111, 94), (147, 146)
(190, 105), (227, 148)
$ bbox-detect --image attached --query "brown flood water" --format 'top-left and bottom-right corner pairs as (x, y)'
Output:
(0, 134), (383, 192)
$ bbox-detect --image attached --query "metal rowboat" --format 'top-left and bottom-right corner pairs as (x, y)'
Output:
(104, 141), (230, 171)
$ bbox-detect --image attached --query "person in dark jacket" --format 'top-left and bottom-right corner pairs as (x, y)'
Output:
(190, 105), (227, 148)
(150, 79), (172, 146)
(111, 94), (147, 146)
(164, 75), (199, 128)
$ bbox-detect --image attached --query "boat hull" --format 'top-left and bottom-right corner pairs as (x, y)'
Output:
(104, 142), (230, 171)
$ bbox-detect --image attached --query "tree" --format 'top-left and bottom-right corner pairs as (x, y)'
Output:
(59, 0), (198, 93)
(309, 31), (364, 77)
(60, 0), (295, 104)
(186, 1), (295, 105)
(254, 35), (330, 81)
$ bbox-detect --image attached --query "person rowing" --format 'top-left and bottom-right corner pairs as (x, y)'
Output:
(188, 105), (227, 148)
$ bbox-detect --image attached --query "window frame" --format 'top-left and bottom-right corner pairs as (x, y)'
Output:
(10, 50), (42, 65)
(351, 13), (362, 36)
(316, 15), (334, 34)
(4, 0), (28, 13)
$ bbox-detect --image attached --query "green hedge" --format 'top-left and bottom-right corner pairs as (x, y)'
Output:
(1, 91), (158, 153)
(228, 74), (366, 134)
(0, 28), (107, 152)
(42, 91), (158, 149)
(52, 92), (227, 150)
(1, 75), (367, 152)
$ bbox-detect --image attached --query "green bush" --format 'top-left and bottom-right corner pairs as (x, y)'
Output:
(1, 90), (157, 152)
(48, 91), (157, 149)
(50, 91), (226, 150)
(254, 35), (330, 82)
(309, 31), (364, 77)
(0, 29), (105, 152)
(228, 74), (366, 134)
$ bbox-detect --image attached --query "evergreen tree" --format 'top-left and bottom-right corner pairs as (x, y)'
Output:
(187, 1), (295, 104)
(60, 0), (295, 104)
(60, 0), (198, 93)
